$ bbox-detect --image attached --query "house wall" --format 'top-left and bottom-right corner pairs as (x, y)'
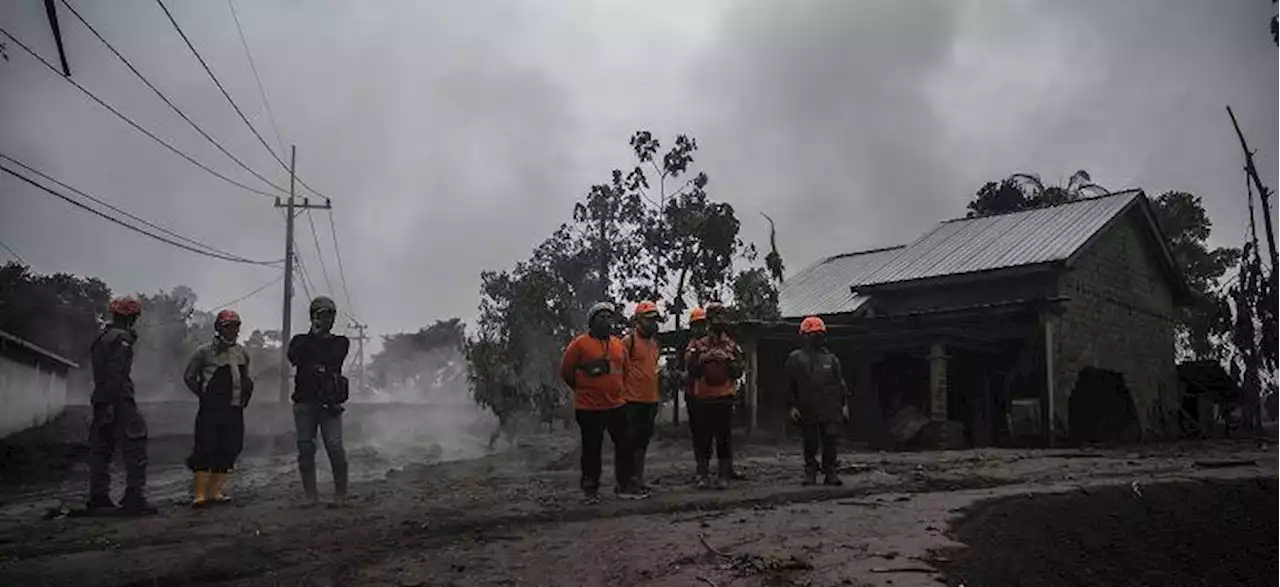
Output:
(1053, 210), (1180, 440)
(0, 352), (70, 438)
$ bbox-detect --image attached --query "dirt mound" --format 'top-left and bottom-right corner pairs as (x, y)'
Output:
(937, 478), (1278, 586)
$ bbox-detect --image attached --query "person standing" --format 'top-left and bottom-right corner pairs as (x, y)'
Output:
(621, 301), (661, 492)
(684, 302), (744, 490)
(784, 316), (849, 486)
(183, 309), (254, 507)
(288, 296), (351, 507)
(560, 302), (648, 504)
(678, 306), (707, 480)
(86, 296), (158, 516)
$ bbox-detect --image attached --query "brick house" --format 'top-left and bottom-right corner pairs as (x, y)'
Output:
(730, 191), (1188, 448)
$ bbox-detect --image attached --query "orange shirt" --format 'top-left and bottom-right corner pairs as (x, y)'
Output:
(685, 332), (743, 399)
(559, 333), (626, 411)
(621, 331), (660, 404)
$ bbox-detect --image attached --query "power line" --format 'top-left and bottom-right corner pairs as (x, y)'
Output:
(326, 208), (357, 319)
(0, 27), (278, 199)
(0, 239), (26, 265)
(1, 163), (282, 266)
(57, 0), (289, 197)
(140, 272), (285, 328)
(1, 153), (266, 264)
(155, 0), (332, 202)
(226, 0), (285, 156)
(305, 209), (336, 295)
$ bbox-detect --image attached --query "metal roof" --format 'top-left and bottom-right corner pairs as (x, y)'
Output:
(0, 329), (80, 369)
(854, 191), (1143, 288)
(778, 246), (905, 318)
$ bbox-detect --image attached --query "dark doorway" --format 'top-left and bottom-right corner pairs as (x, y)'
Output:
(1068, 367), (1138, 444)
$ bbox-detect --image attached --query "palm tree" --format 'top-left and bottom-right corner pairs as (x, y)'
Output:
(1008, 170), (1110, 207)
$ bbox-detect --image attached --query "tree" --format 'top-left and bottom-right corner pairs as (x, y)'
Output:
(730, 267), (781, 321)
(0, 262), (111, 362)
(369, 318), (466, 394)
(134, 286), (204, 400)
(760, 212), (785, 284)
(964, 172), (1239, 360)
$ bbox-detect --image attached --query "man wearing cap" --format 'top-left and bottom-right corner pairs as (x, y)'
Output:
(183, 309), (254, 507)
(86, 296), (158, 516)
(621, 301), (662, 492)
(784, 316), (849, 486)
(560, 302), (648, 503)
(288, 296), (351, 507)
(684, 302), (744, 489)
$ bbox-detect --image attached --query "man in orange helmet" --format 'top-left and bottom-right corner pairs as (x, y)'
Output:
(621, 301), (662, 492)
(183, 309), (254, 507)
(684, 302), (744, 489)
(784, 316), (849, 486)
(85, 296), (158, 516)
(680, 307), (707, 443)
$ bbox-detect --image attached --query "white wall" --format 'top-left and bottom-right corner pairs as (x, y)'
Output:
(0, 354), (69, 438)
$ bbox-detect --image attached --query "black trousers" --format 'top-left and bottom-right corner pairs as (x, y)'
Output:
(576, 407), (632, 493)
(625, 402), (658, 453)
(88, 399), (149, 500)
(691, 397), (733, 468)
(187, 404), (245, 473)
(802, 421), (841, 475)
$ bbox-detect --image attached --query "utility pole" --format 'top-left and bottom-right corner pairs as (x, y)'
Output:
(348, 320), (368, 397)
(274, 145), (332, 402)
(1228, 106), (1278, 267)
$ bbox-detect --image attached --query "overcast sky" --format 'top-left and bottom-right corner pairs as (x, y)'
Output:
(1, 0), (1276, 352)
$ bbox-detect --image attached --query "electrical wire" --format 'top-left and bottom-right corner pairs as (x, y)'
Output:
(139, 272), (284, 328)
(57, 0), (289, 196)
(326, 208), (357, 319)
(155, 0), (332, 202)
(0, 27), (277, 199)
(0, 239), (26, 265)
(305, 209), (336, 295)
(0, 153), (268, 264)
(1, 163), (282, 266)
(226, 0), (285, 156)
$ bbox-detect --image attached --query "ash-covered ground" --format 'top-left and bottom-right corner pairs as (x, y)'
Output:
(0, 407), (1274, 587)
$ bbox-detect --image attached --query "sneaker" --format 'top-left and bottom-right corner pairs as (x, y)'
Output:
(615, 486), (650, 501)
(695, 475), (711, 490)
(712, 477), (728, 491)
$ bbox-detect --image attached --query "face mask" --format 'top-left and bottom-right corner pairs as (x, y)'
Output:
(216, 325), (240, 345)
(589, 314), (613, 338)
(805, 333), (826, 348)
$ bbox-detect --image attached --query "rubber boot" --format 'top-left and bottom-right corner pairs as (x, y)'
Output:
(299, 462), (319, 507)
(695, 458), (712, 489)
(209, 472), (231, 504)
(328, 461), (349, 509)
(713, 459), (731, 490)
(192, 471), (211, 508)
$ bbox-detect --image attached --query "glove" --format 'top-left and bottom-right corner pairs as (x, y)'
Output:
(841, 405), (850, 422)
(789, 407), (801, 423)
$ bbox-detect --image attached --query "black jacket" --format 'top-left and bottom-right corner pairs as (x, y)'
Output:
(784, 347), (848, 424)
(90, 325), (136, 404)
(287, 333), (350, 404)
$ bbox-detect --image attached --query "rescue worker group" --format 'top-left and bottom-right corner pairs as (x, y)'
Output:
(84, 294), (849, 514)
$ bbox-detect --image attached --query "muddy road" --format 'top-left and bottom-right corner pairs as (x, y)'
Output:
(0, 427), (1274, 587)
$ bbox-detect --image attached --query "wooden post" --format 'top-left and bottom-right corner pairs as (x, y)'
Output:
(1043, 316), (1057, 447)
(927, 344), (949, 421)
(747, 338), (760, 435)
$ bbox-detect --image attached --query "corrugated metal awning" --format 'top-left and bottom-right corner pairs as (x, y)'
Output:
(0, 329), (80, 369)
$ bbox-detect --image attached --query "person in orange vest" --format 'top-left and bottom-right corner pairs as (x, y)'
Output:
(621, 301), (662, 491)
(183, 309), (254, 507)
(560, 302), (649, 504)
(784, 316), (849, 486)
(684, 302), (744, 489)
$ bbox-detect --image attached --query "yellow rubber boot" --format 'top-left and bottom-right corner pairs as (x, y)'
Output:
(208, 472), (231, 504)
(192, 471), (210, 508)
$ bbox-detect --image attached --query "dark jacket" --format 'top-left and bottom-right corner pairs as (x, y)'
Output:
(784, 347), (848, 424)
(287, 333), (350, 405)
(184, 341), (254, 408)
(90, 325), (136, 404)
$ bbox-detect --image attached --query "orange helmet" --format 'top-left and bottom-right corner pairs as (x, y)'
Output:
(689, 307), (706, 323)
(215, 309), (242, 325)
(799, 316), (826, 334)
(633, 301), (660, 318)
(109, 296), (142, 317)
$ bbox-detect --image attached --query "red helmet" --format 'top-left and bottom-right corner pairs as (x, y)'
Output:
(799, 316), (826, 334)
(109, 296), (142, 317)
(689, 307), (707, 323)
(633, 301), (660, 318)
(215, 309), (242, 325)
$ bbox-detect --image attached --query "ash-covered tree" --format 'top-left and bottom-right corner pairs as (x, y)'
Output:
(369, 318), (466, 394)
(729, 267), (781, 322)
(0, 262), (112, 362)
(963, 172), (1239, 360)
(134, 286), (205, 400)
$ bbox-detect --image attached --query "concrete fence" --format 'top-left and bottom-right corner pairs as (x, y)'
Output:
(0, 330), (78, 439)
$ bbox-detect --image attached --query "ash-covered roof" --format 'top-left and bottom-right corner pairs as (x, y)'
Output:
(777, 245), (904, 318)
(854, 191), (1152, 288)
